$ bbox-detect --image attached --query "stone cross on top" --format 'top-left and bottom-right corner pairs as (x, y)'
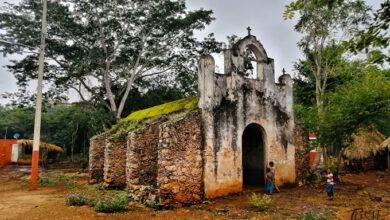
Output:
(247, 26), (252, 36)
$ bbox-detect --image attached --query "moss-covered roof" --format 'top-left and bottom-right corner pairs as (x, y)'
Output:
(123, 96), (198, 122)
(108, 96), (199, 142)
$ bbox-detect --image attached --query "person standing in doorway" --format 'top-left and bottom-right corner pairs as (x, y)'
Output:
(268, 161), (280, 192)
(265, 168), (274, 195)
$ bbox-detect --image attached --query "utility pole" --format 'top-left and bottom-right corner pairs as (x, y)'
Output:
(30, 0), (48, 190)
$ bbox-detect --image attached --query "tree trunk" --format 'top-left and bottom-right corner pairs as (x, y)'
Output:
(103, 62), (117, 114)
(116, 76), (135, 118)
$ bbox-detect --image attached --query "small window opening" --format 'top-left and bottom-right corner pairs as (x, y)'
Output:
(243, 48), (258, 79)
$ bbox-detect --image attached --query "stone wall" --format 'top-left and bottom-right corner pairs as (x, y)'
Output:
(127, 123), (160, 190)
(294, 124), (310, 185)
(157, 112), (203, 204)
(103, 140), (127, 188)
(89, 132), (109, 183)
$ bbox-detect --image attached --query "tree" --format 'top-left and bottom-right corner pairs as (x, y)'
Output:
(285, 0), (370, 117)
(320, 67), (390, 154)
(293, 53), (370, 131)
(0, 0), (221, 118)
(349, 0), (390, 64)
(0, 103), (116, 162)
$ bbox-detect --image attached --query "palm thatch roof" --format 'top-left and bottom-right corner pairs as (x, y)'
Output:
(17, 139), (64, 153)
(343, 130), (388, 160)
(380, 137), (390, 148)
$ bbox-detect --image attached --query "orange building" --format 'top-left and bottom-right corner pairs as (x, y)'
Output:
(0, 139), (17, 167)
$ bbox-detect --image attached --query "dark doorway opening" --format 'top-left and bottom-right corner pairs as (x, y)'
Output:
(375, 148), (389, 171)
(242, 123), (265, 187)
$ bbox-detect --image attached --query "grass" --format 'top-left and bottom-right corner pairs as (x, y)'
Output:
(296, 206), (333, 220)
(249, 193), (273, 210)
(109, 96), (199, 142)
(65, 181), (130, 213)
(37, 173), (77, 188)
(38, 177), (58, 186)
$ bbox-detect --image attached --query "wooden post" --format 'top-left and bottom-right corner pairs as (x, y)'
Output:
(30, 0), (47, 190)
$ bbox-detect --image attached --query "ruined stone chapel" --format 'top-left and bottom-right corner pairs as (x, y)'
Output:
(89, 33), (296, 204)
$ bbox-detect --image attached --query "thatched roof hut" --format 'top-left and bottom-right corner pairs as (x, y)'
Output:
(343, 130), (388, 160)
(16, 139), (64, 153)
(380, 138), (390, 149)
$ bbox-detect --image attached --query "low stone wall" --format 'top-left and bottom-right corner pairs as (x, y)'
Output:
(294, 124), (310, 185)
(157, 112), (203, 204)
(89, 132), (109, 183)
(103, 140), (127, 188)
(127, 123), (160, 197)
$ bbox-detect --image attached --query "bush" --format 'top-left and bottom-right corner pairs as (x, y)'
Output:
(38, 177), (58, 186)
(249, 193), (272, 209)
(65, 194), (89, 206)
(94, 195), (129, 213)
(297, 206), (333, 220)
(144, 198), (164, 210)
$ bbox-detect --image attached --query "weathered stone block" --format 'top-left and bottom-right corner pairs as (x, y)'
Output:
(89, 132), (109, 183)
(103, 140), (127, 188)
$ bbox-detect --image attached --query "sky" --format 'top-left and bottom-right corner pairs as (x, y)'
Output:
(0, 0), (382, 104)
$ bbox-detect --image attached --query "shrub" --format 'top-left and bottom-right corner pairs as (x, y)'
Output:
(297, 206), (333, 220)
(249, 193), (272, 209)
(144, 198), (164, 210)
(65, 194), (89, 206)
(38, 177), (58, 186)
(94, 195), (129, 213)
(66, 181), (77, 189)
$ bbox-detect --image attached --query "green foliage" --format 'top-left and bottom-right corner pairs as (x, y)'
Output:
(144, 198), (164, 210)
(0, 0), (221, 117)
(38, 177), (58, 186)
(65, 194), (89, 206)
(94, 195), (129, 213)
(0, 106), (34, 139)
(349, 1), (390, 64)
(320, 68), (390, 151)
(38, 173), (78, 188)
(294, 104), (318, 132)
(249, 193), (272, 209)
(286, 0), (371, 124)
(109, 97), (198, 142)
(0, 103), (115, 161)
(296, 206), (333, 220)
(124, 96), (198, 121)
(323, 158), (339, 174)
(293, 60), (373, 130)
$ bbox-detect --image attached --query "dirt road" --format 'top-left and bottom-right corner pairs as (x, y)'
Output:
(1, 165), (389, 220)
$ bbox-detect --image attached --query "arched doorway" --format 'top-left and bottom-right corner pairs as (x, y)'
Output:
(242, 123), (265, 187)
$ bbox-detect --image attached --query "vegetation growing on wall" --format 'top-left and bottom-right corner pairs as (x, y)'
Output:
(108, 97), (199, 142)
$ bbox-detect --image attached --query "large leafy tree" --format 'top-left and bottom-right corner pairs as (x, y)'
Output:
(284, 0), (370, 116)
(320, 68), (390, 153)
(0, 0), (221, 118)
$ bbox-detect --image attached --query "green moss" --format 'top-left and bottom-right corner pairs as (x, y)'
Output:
(109, 97), (199, 142)
(124, 96), (198, 122)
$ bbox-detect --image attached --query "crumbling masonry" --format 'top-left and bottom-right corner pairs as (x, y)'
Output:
(89, 34), (297, 204)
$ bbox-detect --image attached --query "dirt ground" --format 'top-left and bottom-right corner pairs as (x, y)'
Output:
(0, 165), (389, 220)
